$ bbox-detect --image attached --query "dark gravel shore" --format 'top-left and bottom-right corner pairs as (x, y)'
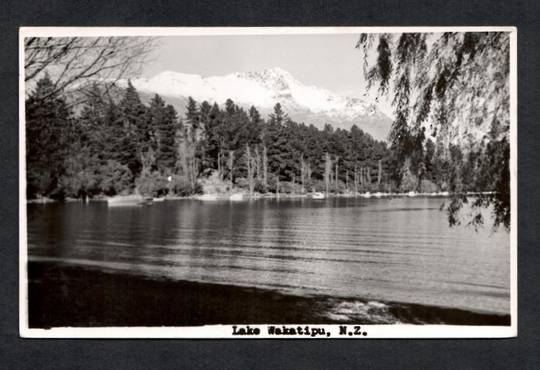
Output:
(27, 261), (510, 328)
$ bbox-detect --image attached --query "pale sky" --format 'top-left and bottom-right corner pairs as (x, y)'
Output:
(142, 34), (393, 116)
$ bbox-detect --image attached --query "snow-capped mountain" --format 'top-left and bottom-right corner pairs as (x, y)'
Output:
(126, 67), (392, 141)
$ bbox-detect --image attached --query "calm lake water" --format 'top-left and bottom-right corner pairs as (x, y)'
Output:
(27, 197), (510, 318)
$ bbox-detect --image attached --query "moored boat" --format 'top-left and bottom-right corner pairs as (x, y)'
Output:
(311, 192), (325, 199)
(229, 193), (244, 201)
(107, 194), (145, 206)
(196, 193), (220, 201)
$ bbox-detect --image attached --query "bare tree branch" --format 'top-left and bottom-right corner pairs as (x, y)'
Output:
(24, 36), (158, 100)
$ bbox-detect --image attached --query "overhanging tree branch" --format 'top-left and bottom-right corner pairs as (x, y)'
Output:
(24, 36), (157, 100)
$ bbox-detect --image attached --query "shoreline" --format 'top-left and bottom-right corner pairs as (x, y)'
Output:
(27, 261), (510, 328)
(26, 191), (496, 204)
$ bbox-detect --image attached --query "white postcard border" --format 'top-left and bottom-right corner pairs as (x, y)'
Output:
(19, 26), (518, 339)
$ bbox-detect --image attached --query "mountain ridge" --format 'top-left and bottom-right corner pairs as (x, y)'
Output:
(124, 67), (392, 141)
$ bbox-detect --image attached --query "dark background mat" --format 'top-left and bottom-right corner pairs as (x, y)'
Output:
(1, 0), (539, 368)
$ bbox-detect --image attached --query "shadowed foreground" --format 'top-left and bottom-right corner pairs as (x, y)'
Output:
(28, 261), (510, 328)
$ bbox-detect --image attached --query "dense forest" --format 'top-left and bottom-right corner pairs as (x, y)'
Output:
(26, 74), (503, 207)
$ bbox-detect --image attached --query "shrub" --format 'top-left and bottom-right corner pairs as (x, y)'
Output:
(170, 175), (203, 196)
(302, 178), (314, 193)
(266, 174), (279, 193)
(193, 181), (203, 195)
(200, 171), (229, 194)
(253, 179), (268, 193)
(135, 171), (168, 197)
(278, 181), (297, 194)
(98, 160), (133, 196)
(330, 180), (347, 194)
(419, 179), (439, 193)
(311, 179), (325, 192)
(170, 175), (191, 196)
(234, 177), (249, 190)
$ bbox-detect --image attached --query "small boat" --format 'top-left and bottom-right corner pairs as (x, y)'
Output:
(407, 191), (417, 197)
(361, 192), (372, 198)
(107, 194), (144, 206)
(153, 197), (165, 202)
(373, 192), (383, 198)
(140, 196), (154, 205)
(311, 192), (325, 200)
(229, 193), (244, 201)
(196, 193), (219, 201)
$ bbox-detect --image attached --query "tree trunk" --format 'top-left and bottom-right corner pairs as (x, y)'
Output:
(246, 144), (254, 196)
(306, 163), (312, 191)
(300, 155), (305, 194)
(217, 149), (222, 180)
(335, 156), (339, 189)
(228, 150), (234, 190)
(354, 166), (358, 195)
(324, 152), (331, 195)
(180, 142), (188, 179)
(377, 159), (382, 186)
(190, 151), (198, 189)
(262, 145), (268, 192)
(254, 147), (260, 181)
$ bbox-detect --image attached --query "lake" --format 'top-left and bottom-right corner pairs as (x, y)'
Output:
(27, 197), (510, 323)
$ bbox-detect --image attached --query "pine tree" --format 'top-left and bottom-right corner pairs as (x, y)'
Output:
(185, 97), (201, 186)
(77, 83), (109, 157)
(26, 74), (73, 198)
(147, 94), (166, 152)
(185, 96), (200, 139)
(117, 80), (147, 177)
(156, 104), (178, 174)
(198, 101), (212, 172)
(62, 83), (111, 198)
(146, 94), (177, 175)
(203, 102), (222, 174)
(249, 105), (261, 125)
(268, 102), (288, 125)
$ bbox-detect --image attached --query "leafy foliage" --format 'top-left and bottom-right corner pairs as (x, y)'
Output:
(357, 32), (511, 229)
(135, 170), (169, 197)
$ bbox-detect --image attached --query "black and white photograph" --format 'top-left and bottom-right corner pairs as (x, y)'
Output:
(19, 27), (516, 338)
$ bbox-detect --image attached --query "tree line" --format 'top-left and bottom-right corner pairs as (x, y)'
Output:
(26, 76), (390, 199)
(26, 74), (503, 208)
(24, 32), (510, 229)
